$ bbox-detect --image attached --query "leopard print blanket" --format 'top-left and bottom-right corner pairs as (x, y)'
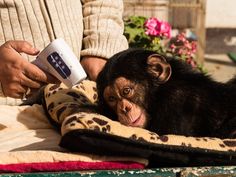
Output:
(43, 80), (236, 166)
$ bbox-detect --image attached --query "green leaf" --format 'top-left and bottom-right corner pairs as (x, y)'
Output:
(124, 16), (151, 48)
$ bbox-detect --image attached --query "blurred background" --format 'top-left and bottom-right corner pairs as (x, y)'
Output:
(123, 0), (236, 82)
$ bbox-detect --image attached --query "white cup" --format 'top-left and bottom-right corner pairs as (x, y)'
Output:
(32, 38), (87, 88)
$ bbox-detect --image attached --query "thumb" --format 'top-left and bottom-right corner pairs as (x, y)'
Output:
(6, 40), (40, 55)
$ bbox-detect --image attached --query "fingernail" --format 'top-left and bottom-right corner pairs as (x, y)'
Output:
(33, 47), (40, 53)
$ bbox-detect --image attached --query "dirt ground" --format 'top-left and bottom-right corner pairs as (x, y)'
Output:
(203, 28), (236, 82)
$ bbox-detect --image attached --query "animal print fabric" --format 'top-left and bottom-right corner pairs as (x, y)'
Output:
(43, 80), (236, 157)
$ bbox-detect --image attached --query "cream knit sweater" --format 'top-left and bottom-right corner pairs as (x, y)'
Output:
(0, 0), (128, 105)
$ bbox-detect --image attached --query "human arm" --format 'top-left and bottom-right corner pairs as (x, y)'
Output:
(80, 0), (128, 81)
(80, 56), (106, 81)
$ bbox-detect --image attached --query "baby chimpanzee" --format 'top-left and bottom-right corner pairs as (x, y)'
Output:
(96, 48), (236, 139)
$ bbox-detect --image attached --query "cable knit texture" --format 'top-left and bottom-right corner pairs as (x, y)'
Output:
(0, 0), (128, 105)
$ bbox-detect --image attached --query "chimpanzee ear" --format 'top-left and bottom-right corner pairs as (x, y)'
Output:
(147, 54), (172, 84)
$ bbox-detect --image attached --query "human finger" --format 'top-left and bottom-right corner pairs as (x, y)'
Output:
(5, 40), (39, 55)
(20, 72), (43, 89)
(23, 62), (60, 84)
(2, 81), (29, 99)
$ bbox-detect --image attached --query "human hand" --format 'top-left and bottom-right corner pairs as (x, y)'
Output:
(0, 40), (59, 98)
(80, 56), (106, 81)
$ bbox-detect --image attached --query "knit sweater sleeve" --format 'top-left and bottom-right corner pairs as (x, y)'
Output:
(80, 0), (128, 59)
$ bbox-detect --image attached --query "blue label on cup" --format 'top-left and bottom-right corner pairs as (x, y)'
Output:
(47, 52), (71, 79)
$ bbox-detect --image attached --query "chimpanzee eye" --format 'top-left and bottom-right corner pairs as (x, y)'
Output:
(122, 87), (132, 97)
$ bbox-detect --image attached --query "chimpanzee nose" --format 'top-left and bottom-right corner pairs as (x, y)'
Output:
(122, 106), (131, 114)
(119, 99), (132, 114)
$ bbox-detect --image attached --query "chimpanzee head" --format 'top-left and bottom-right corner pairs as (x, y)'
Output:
(96, 48), (171, 128)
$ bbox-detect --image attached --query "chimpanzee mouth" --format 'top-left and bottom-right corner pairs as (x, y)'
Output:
(130, 112), (145, 127)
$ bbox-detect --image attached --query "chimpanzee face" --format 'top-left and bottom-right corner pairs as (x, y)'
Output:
(103, 76), (148, 128)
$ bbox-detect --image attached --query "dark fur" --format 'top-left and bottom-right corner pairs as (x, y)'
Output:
(97, 48), (236, 138)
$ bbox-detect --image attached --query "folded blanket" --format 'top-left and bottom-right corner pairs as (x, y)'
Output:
(43, 80), (236, 167)
(0, 104), (147, 173)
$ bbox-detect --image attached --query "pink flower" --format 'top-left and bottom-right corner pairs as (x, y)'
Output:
(144, 18), (159, 30)
(170, 44), (176, 49)
(144, 17), (161, 36)
(145, 28), (159, 36)
(177, 33), (187, 42)
(191, 41), (197, 53)
(184, 41), (192, 50)
(159, 21), (171, 38)
(186, 58), (197, 68)
(144, 18), (171, 38)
